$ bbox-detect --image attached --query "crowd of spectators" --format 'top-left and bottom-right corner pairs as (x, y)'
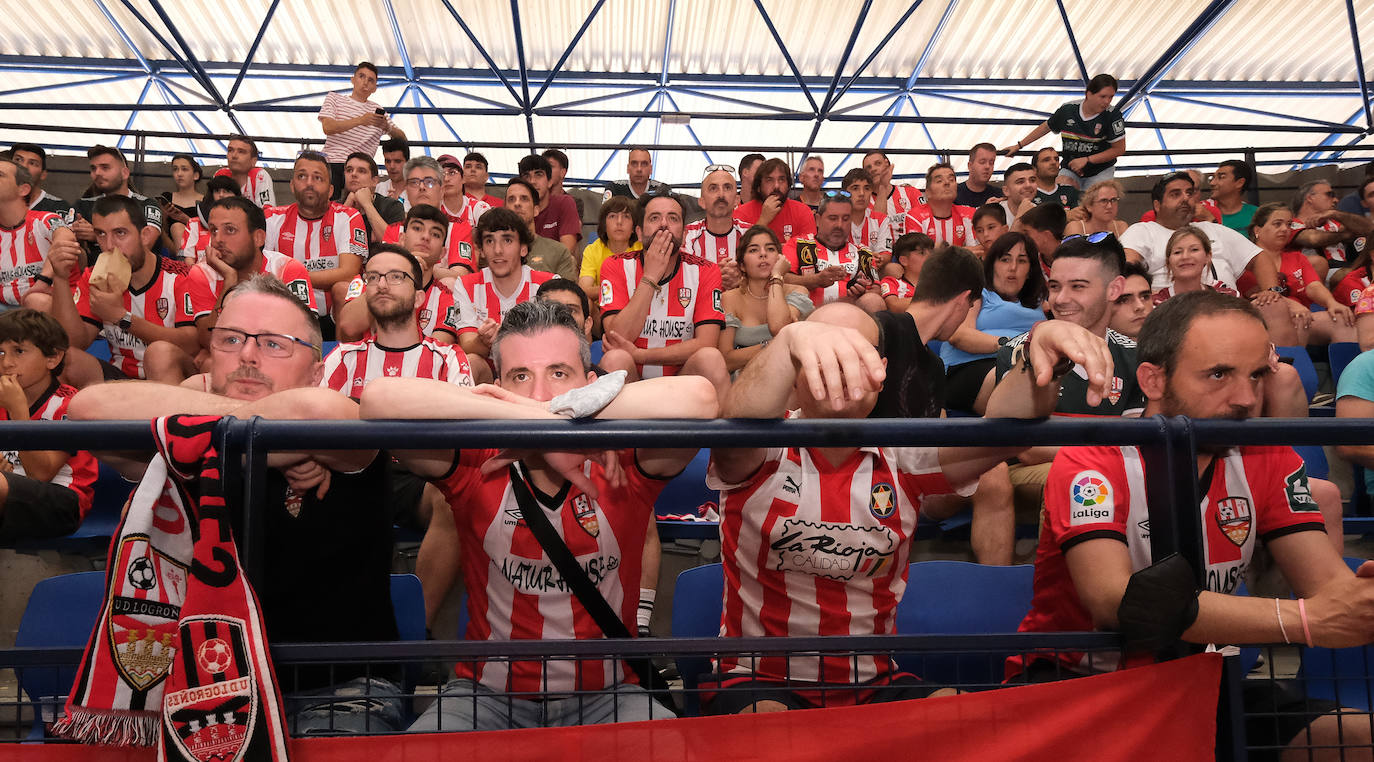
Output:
(5, 63), (1374, 755)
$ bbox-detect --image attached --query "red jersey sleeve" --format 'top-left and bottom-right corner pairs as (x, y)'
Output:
(181, 268), (217, 322)
(1285, 219), (1306, 248)
(279, 258), (319, 312)
(693, 261), (725, 326)
(1252, 447), (1328, 540)
(1045, 446), (1132, 552)
(343, 207), (367, 258)
(791, 204), (817, 239)
(598, 255), (631, 316)
(878, 276), (906, 298)
(73, 270), (99, 327)
(382, 222), (402, 244)
(445, 222), (476, 270)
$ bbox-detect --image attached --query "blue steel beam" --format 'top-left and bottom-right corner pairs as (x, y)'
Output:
(438, 0), (523, 107)
(801, 0), (873, 163)
(662, 91), (714, 167)
(509, 0), (536, 149)
(751, 0), (819, 113)
(115, 78), (154, 149)
(1141, 97), (1174, 170)
(141, 0), (246, 133)
(414, 87), (465, 144)
(828, 0), (927, 111)
(1118, 0), (1239, 113)
(152, 78), (199, 155)
(653, 0), (679, 168)
(0, 73), (144, 99)
(1054, 0), (1089, 85)
(149, 77), (228, 155)
(1298, 103), (1374, 167)
(420, 81), (527, 111)
(532, 84), (660, 112)
(114, 0), (199, 81)
(382, 0), (416, 82)
(1148, 93), (1352, 130)
(670, 86), (807, 115)
(409, 84), (429, 152)
(92, 0), (153, 75)
(830, 96), (906, 179)
(592, 92), (659, 182)
(531, 0), (606, 107)
(907, 0), (960, 90)
(1346, 0), (1372, 129)
(227, 0), (279, 103)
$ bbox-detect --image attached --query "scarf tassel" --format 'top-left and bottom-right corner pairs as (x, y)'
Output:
(51, 708), (160, 747)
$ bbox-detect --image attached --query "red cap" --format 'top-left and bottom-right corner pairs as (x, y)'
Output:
(438, 154), (461, 168)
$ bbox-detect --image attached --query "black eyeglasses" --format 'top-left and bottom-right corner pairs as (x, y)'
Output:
(406, 177), (441, 189)
(362, 270), (414, 286)
(209, 327), (317, 359)
(703, 164), (737, 178)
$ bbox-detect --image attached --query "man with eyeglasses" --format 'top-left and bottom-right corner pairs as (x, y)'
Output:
(386, 156), (478, 276)
(1290, 178), (1374, 288)
(1207, 160), (1259, 236)
(335, 204), (460, 344)
(438, 154), (491, 231)
(46, 195), (207, 386)
(69, 273), (409, 735)
(452, 207), (558, 383)
(264, 152), (366, 325)
(684, 164), (747, 288)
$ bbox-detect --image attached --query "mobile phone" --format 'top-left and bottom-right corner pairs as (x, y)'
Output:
(375, 107), (385, 115)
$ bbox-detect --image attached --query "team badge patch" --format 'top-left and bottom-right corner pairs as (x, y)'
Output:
(1216, 496), (1252, 546)
(109, 535), (184, 693)
(1068, 470), (1114, 525)
(1285, 465), (1319, 512)
(418, 308), (432, 325)
(286, 279), (310, 304)
(572, 493), (599, 537)
(712, 288), (722, 312)
(1093, 123), (1102, 135)
(322, 225), (333, 241)
(459, 241), (473, 263)
(678, 287), (692, 309)
(352, 227), (367, 246)
(600, 280), (614, 307)
(1108, 376), (1123, 404)
(156, 297), (170, 320)
(796, 241), (817, 270)
(869, 482), (895, 519)
(165, 616), (258, 762)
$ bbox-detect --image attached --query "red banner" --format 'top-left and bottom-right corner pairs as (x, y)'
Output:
(9, 653), (1221, 762)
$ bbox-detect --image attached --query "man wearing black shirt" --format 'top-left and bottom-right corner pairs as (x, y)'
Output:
(956, 143), (1001, 208)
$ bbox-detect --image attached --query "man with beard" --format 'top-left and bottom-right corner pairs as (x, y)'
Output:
(213, 136), (276, 208)
(1008, 290), (1374, 760)
(46, 195), (205, 385)
(1029, 147), (1080, 209)
(600, 192), (730, 401)
(684, 165), (748, 288)
(335, 204), (459, 344)
(321, 245), (472, 397)
(738, 153), (765, 206)
(264, 151), (366, 323)
(733, 157), (816, 244)
(999, 163), (1038, 225)
(69, 274), (406, 734)
(784, 192), (883, 313)
(72, 145), (164, 259)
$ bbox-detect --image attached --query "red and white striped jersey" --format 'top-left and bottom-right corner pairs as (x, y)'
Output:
(706, 445), (968, 684)
(382, 219), (477, 272)
(598, 252), (726, 378)
(452, 266), (555, 334)
(468, 192), (502, 209)
(1012, 444), (1325, 677)
(0, 210), (69, 308)
(342, 274), (460, 339)
(212, 166), (275, 208)
(878, 276), (915, 300)
(75, 257), (205, 379)
(436, 450), (664, 693)
(683, 218), (750, 266)
(901, 203), (979, 249)
(178, 217), (210, 262)
(851, 210), (895, 256)
(264, 202), (367, 313)
(1288, 217), (1353, 266)
(783, 238), (877, 307)
(320, 337), (472, 400)
(0, 382), (97, 516)
(872, 184), (923, 229)
(442, 196), (491, 232)
(185, 250), (317, 319)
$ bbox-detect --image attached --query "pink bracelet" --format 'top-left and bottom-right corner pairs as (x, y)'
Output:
(1298, 598), (1314, 647)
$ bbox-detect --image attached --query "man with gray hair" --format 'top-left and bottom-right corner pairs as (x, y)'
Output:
(383, 155), (478, 276)
(360, 298), (719, 731)
(1290, 177), (1374, 287)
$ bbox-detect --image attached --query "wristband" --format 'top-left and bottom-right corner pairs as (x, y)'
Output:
(32, 274), (53, 286)
(548, 369), (627, 419)
(1298, 597), (1314, 647)
(1275, 598), (1290, 644)
(640, 276), (663, 293)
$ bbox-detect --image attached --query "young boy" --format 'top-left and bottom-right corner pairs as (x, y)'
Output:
(972, 204), (1010, 253)
(0, 309), (96, 542)
(879, 232), (935, 312)
(843, 168), (895, 265)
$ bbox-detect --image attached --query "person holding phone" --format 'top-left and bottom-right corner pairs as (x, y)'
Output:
(318, 61), (407, 200)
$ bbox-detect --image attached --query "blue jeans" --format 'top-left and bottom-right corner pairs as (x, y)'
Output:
(408, 678), (675, 732)
(286, 677), (406, 736)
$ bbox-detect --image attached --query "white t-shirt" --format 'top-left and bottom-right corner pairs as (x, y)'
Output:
(1120, 220), (1261, 291)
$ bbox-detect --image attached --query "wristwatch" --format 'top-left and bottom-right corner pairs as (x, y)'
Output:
(117, 311), (133, 332)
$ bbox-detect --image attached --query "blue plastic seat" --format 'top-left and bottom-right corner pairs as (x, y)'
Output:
(589, 339), (603, 365)
(1294, 444), (1330, 481)
(1299, 557), (1374, 709)
(670, 563), (724, 716)
(895, 560), (1035, 687)
(1275, 345), (1319, 401)
(389, 573), (426, 642)
(1329, 342), (1362, 385)
(653, 449), (714, 518)
(15, 571), (105, 739)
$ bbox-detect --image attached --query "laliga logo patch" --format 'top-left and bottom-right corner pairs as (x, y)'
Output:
(1068, 470), (1113, 525)
(869, 482), (895, 519)
(600, 280), (614, 307)
(165, 615), (257, 762)
(1216, 496), (1252, 547)
(352, 227), (367, 246)
(572, 493), (599, 537)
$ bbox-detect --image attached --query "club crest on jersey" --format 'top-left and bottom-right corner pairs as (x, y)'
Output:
(1108, 376), (1123, 404)
(109, 536), (184, 692)
(678, 287), (692, 308)
(1069, 470), (1113, 525)
(869, 482), (895, 519)
(418, 308), (432, 325)
(572, 493), (599, 537)
(1216, 497), (1252, 546)
(164, 616), (257, 762)
(156, 297), (170, 319)
(322, 225), (333, 241)
(1093, 123), (1102, 135)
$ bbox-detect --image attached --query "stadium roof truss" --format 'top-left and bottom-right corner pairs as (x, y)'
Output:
(0, 0), (1371, 185)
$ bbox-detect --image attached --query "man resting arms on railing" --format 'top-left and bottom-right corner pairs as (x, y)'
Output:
(702, 300), (1111, 714)
(359, 299), (718, 731)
